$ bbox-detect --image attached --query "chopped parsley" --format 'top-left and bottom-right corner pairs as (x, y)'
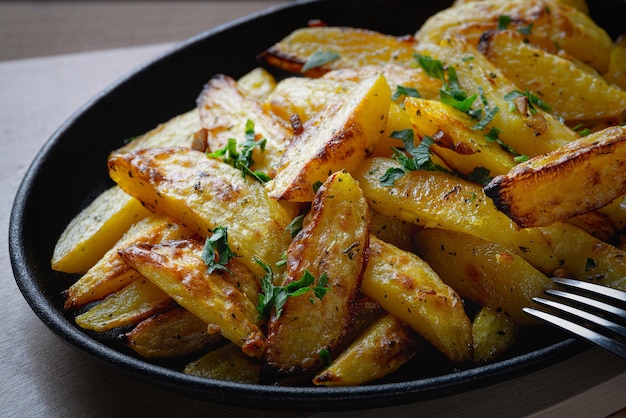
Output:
(484, 126), (529, 162)
(466, 166), (492, 186)
(319, 348), (332, 368)
(392, 85), (421, 101)
(207, 119), (271, 183)
(504, 89), (551, 114)
(256, 260), (330, 319)
(286, 214), (305, 238)
(498, 15), (512, 30)
(201, 226), (236, 274)
(302, 50), (340, 72)
(379, 130), (451, 186)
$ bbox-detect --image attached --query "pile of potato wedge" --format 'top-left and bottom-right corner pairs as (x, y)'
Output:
(52, 0), (626, 386)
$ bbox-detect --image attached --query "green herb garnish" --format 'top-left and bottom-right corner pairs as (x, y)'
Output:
(302, 50), (341, 72)
(201, 226), (236, 274)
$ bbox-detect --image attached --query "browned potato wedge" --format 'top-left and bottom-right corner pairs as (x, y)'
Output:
(74, 277), (174, 332)
(484, 126), (626, 228)
(413, 228), (554, 325)
(416, 0), (612, 73)
(404, 97), (516, 178)
(108, 147), (298, 277)
(119, 239), (265, 358)
(370, 211), (420, 252)
(196, 74), (292, 176)
(64, 215), (194, 310)
(471, 306), (521, 363)
(478, 30), (626, 121)
(184, 343), (261, 384)
(353, 157), (559, 274)
(266, 73), (390, 202)
(259, 26), (418, 77)
(125, 306), (223, 358)
(111, 108), (201, 156)
(432, 35), (578, 158)
(362, 236), (473, 363)
(313, 314), (422, 386)
(51, 185), (152, 274)
(539, 222), (626, 291)
(605, 35), (626, 90)
(264, 171), (369, 377)
(452, 0), (590, 15)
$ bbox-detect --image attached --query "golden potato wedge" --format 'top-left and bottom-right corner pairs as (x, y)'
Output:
(404, 97), (516, 178)
(237, 67), (277, 102)
(125, 306), (223, 358)
(539, 222), (626, 291)
(264, 171), (369, 376)
(413, 228), (554, 324)
(51, 185), (152, 274)
(416, 0), (612, 73)
(353, 157), (559, 274)
(478, 30), (626, 121)
(605, 35), (626, 90)
(432, 35), (578, 158)
(471, 306), (521, 363)
(111, 108), (201, 156)
(258, 26), (418, 77)
(74, 277), (174, 332)
(108, 147), (298, 277)
(196, 74), (292, 175)
(452, 0), (590, 15)
(64, 214), (194, 310)
(119, 239), (265, 358)
(362, 236), (473, 363)
(266, 73), (390, 202)
(370, 211), (420, 252)
(484, 126), (626, 228)
(184, 343), (261, 384)
(313, 314), (422, 386)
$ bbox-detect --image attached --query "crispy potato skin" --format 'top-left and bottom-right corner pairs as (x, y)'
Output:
(108, 147), (297, 277)
(266, 73), (390, 202)
(471, 306), (521, 364)
(259, 26), (418, 77)
(119, 239), (265, 358)
(362, 236), (473, 363)
(485, 126), (626, 228)
(416, 0), (612, 73)
(353, 157), (559, 274)
(313, 314), (421, 386)
(263, 171), (369, 376)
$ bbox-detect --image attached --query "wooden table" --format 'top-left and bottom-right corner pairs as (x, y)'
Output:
(2, 2), (626, 417)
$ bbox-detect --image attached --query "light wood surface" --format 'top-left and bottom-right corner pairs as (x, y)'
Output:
(2, 2), (626, 417)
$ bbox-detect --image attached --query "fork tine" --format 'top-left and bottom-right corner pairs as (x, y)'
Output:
(543, 288), (626, 321)
(552, 277), (626, 305)
(523, 306), (626, 360)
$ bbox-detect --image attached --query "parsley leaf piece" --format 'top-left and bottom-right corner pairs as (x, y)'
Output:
(472, 105), (499, 131)
(466, 166), (492, 186)
(202, 226), (236, 274)
(255, 261), (330, 320)
(414, 53), (446, 82)
(504, 89), (551, 114)
(302, 50), (340, 73)
(286, 214), (305, 238)
(319, 348), (332, 368)
(392, 85), (421, 101)
(498, 15), (511, 30)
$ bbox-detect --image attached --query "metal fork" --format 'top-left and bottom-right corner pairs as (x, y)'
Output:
(523, 277), (626, 360)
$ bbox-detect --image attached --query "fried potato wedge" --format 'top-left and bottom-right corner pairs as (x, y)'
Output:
(370, 211), (420, 252)
(259, 26), (418, 77)
(404, 97), (516, 178)
(64, 215), (194, 310)
(605, 35), (626, 90)
(266, 73), (390, 202)
(432, 35), (579, 158)
(471, 306), (521, 363)
(111, 108), (201, 156)
(353, 157), (559, 273)
(539, 222), (626, 291)
(108, 147), (298, 277)
(74, 277), (174, 332)
(413, 228), (554, 324)
(125, 306), (223, 358)
(478, 30), (626, 121)
(184, 343), (261, 384)
(264, 171), (369, 376)
(313, 314), (422, 386)
(119, 239), (265, 358)
(52, 185), (152, 274)
(362, 236), (473, 363)
(416, 0), (612, 73)
(484, 126), (626, 228)
(452, 0), (590, 15)
(196, 74), (292, 175)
